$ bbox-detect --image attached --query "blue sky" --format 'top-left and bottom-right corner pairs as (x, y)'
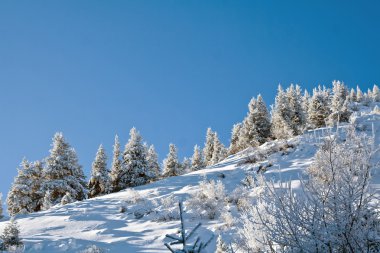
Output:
(0, 1), (379, 204)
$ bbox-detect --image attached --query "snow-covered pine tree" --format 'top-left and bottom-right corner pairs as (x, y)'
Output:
(373, 84), (380, 102)
(228, 123), (243, 155)
(109, 135), (123, 192)
(191, 145), (204, 171)
(162, 144), (181, 177)
(328, 80), (351, 125)
(42, 133), (87, 205)
(287, 84), (306, 135)
(307, 86), (331, 128)
(7, 159), (44, 215)
(302, 89), (310, 123)
(146, 145), (161, 181)
(271, 85), (293, 139)
(211, 133), (227, 165)
(61, 192), (74, 205)
(349, 88), (357, 102)
(0, 218), (22, 251)
(239, 95), (271, 149)
(203, 128), (215, 166)
(357, 85), (363, 102)
(121, 128), (150, 187)
(180, 157), (192, 174)
(88, 144), (109, 198)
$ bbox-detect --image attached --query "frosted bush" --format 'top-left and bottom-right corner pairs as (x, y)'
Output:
(155, 195), (180, 221)
(187, 179), (226, 219)
(228, 186), (250, 212)
(80, 245), (105, 253)
(124, 189), (142, 204)
(221, 211), (235, 230)
(372, 105), (380, 114)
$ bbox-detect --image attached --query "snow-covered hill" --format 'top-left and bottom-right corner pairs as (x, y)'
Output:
(1, 110), (380, 253)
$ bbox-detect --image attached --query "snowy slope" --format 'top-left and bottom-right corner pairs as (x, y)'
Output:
(1, 111), (380, 253)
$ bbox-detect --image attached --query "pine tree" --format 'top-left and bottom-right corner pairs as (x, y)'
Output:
(162, 144), (181, 177)
(7, 159), (44, 215)
(0, 218), (22, 251)
(239, 95), (271, 149)
(109, 135), (123, 192)
(61, 192), (74, 205)
(307, 86), (331, 128)
(203, 128), (215, 166)
(191, 145), (204, 171)
(211, 133), (227, 165)
(228, 123), (243, 155)
(121, 128), (150, 187)
(88, 144), (109, 198)
(180, 157), (192, 174)
(349, 88), (357, 102)
(146, 145), (160, 181)
(373, 84), (380, 102)
(271, 85), (293, 139)
(302, 89), (310, 123)
(328, 80), (351, 125)
(42, 133), (87, 205)
(285, 84), (307, 135)
(357, 85), (363, 102)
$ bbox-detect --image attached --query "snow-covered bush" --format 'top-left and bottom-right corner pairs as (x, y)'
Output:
(372, 105), (380, 114)
(187, 179), (226, 219)
(80, 245), (105, 253)
(220, 211), (235, 230)
(61, 192), (74, 205)
(0, 218), (23, 252)
(124, 189), (143, 204)
(228, 186), (250, 212)
(238, 128), (380, 252)
(155, 195), (180, 221)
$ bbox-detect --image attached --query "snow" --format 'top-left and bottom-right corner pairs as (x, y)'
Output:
(1, 109), (380, 252)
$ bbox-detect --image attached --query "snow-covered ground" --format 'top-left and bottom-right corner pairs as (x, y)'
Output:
(1, 110), (380, 253)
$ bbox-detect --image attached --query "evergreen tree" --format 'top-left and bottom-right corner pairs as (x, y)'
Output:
(180, 157), (192, 174)
(239, 95), (271, 149)
(88, 144), (109, 198)
(328, 80), (351, 125)
(42, 133), (87, 205)
(228, 123), (243, 155)
(61, 192), (74, 205)
(373, 84), (380, 102)
(211, 133), (227, 165)
(191, 145), (204, 171)
(349, 88), (357, 102)
(203, 128), (215, 166)
(146, 145), (160, 181)
(307, 86), (331, 128)
(357, 85), (363, 102)
(0, 218), (22, 251)
(302, 89), (310, 122)
(271, 85), (293, 139)
(286, 84), (306, 135)
(0, 193), (3, 219)
(7, 159), (44, 215)
(121, 128), (150, 187)
(109, 135), (123, 192)
(162, 144), (181, 177)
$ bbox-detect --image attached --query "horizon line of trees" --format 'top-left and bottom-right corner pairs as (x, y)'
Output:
(3, 81), (380, 217)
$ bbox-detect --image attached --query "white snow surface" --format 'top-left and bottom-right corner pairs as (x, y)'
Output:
(1, 110), (380, 253)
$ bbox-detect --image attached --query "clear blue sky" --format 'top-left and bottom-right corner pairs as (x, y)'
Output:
(0, 1), (379, 204)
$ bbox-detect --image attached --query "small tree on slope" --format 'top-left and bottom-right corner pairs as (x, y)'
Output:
(328, 80), (351, 125)
(286, 84), (306, 135)
(109, 135), (123, 192)
(7, 159), (44, 215)
(0, 193), (3, 219)
(42, 133), (87, 204)
(211, 133), (227, 165)
(88, 144), (109, 198)
(121, 128), (150, 187)
(271, 85), (293, 139)
(191, 145), (204, 171)
(228, 123), (243, 155)
(307, 86), (331, 128)
(203, 128), (215, 166)
(146, 145), (161, 181)
(163, 144), (181, 177)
